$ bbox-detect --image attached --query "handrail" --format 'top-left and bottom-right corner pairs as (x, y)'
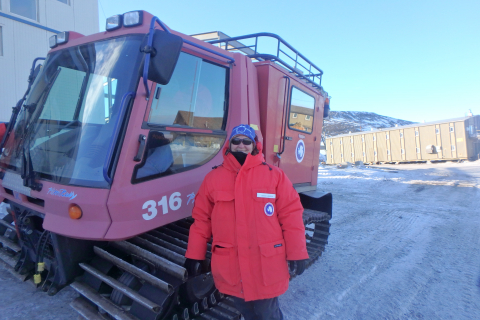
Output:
(277, 76), (291, 158)
(182, 38), (235, 64)
(208, 32), (324, 90)
(0, 57), (45, 151)
(103, 91), (136, 185)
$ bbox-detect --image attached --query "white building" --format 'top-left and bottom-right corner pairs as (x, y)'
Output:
(0, 0), (99, 122)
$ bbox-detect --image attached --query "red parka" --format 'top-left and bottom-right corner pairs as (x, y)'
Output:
(0, 123), (6, 143)
(186, 142), (308, 301)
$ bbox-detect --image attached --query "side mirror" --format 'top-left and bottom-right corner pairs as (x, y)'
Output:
(148, 30), (183, 85)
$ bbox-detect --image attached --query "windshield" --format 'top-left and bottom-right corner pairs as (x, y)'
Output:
(0, 35), (143, 188)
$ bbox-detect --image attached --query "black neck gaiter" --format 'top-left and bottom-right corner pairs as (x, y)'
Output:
(231, 151), (248, 165)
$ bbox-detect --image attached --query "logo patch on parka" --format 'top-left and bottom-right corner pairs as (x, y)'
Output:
(264, 203), (274, 216)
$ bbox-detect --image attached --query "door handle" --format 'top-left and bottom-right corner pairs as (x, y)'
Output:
(133, 134), (146, 162)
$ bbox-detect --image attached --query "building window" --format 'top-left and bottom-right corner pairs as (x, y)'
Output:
(0, 26), (3, 57)
(288, 87), (315, 134)
(435, 128), (440, 134)
(386, 134), (389, 140)
(415, 131), (419, 136)
(329, 140), (332, 145)
(401, 149), (405, 154)
(340, 140), (342, 145)
(350, 138), (353, 143)
(351, 153), (354, 157)
(331, 154), (333, 158)
(341, 154), (343, 158)
(451, 145), (455, 151)
(10, 0), (38, 21)
(449, 127), (454, 133)
(416, 148), (420, 153)
(387, 150), (390, 155)
(400, 132), (404, 138)
(362, 137), (364, 142)
(372, 136), (376, 141)
(374, 151), (377, 156)
(363, 152), (365, 157)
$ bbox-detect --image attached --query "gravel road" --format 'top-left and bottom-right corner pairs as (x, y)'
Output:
(1, 161), (479, 319)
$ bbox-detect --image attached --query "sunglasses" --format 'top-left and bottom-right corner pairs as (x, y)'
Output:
(231, 138), (253, 145)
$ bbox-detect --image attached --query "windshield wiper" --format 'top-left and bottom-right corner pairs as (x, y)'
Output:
(19, 68), (62, 191)
(21, 143), (42, 191)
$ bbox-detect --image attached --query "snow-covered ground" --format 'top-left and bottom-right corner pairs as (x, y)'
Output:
(1, 161), (480, 319)
(281, 160), (480, 319)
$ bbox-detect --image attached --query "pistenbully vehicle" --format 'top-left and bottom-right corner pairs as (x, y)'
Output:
(0, 10), (332, 320)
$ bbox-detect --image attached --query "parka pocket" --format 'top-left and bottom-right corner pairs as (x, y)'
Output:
(259, 239), (289, 286)
(211, 243), (240, 286)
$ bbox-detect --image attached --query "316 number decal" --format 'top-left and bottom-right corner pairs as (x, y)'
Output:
(142, 192), (182, 221)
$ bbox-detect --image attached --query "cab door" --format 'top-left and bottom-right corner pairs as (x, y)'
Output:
(279, 86), (317, 185)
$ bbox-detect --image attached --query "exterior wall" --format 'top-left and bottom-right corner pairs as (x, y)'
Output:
(404, 128), (416, 161)
(435, 124), (443, 159)
(0, 0), (99, 122)
(333, 138), (342, 163)
(325, 116), (480, 164)
(400, 129), (406, 160)
(390, 130), (401, 161)
(326, 138), (333, 164)
(376, 131), (388, 162)
(466, 116), (480, 159)
(449, 122), (457, 159)
(365, 133), (375, 163)
(353, 135), (363, 162)
(454, 122), (467, 159)
(343, 136), (353, 163)
(440, 123), (452, 158)
(419, 125), (437, 160)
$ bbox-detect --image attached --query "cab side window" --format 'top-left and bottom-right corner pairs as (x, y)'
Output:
(147, 53), (226, 130)
(133, 52), (228, 183)
(288, 87), (315, 134)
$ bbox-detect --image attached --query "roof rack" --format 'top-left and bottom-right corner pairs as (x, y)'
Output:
(194, 32), (324, 92)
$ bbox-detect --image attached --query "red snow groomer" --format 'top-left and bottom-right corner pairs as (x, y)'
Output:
(0, 11), (332, 320)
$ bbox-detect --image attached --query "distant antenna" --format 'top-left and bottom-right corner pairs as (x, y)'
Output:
(468, 109), (473, 117)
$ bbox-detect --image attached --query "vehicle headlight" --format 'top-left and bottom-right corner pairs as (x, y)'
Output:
(56, 32), (69, 45)
(123, 11), (143, 27)
(106, 14), (122, 31)
(49, 35), (57, 48)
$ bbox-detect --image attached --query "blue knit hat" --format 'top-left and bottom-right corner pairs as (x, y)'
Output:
(229, 124), (256, 142)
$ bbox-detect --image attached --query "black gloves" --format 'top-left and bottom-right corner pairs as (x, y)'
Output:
(184, 258), (203, 277)
(288, 259), (307, 276)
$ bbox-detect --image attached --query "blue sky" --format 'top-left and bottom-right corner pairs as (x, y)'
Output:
(98, 0), (479, 123)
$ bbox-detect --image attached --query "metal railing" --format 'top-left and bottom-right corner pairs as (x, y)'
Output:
(208, 32), (324, 90)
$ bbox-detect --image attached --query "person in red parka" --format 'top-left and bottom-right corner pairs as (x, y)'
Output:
(0, 123), (7, 144)
(185, 124), (308, 320)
